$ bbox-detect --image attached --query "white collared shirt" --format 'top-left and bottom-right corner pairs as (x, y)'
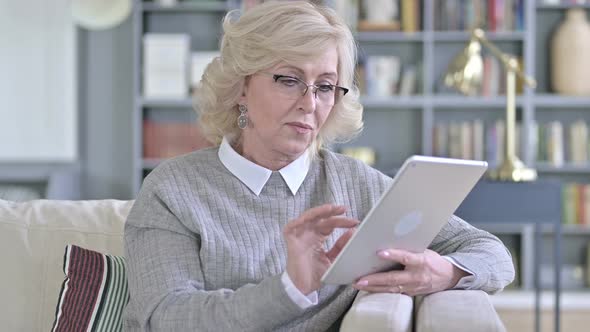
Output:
(218, 137), (310, 196)
(218, 137), (318, 308)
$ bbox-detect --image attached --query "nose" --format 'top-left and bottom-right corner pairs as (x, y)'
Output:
(298, 86), (317, 113)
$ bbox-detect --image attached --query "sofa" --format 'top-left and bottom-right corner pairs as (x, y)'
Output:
(0, 198), (506, 331)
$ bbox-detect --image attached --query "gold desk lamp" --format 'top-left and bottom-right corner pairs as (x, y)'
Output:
(444, 28), (538, 182)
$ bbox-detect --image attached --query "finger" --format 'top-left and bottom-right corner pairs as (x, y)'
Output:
(354, 282), (433, 297)
(354, 270), (413, 289)
(377, 249), (425, 267)
(284, 204), (346, 236)
(326, 227), (356, 262)
(316, 216), (359, 236)
(353, 284), (408, 294)
(300, 204), (346, 224)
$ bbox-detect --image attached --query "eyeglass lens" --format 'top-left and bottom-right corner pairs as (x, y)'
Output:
(273, 75), (345, 104)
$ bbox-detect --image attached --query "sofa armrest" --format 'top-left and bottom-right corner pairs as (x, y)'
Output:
(340, 291), (413, 332)
(415, 290), (506, 332)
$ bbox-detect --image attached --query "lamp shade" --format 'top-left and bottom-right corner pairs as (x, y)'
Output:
(71, 0), (132, 30)
(444, 39), (484, 96)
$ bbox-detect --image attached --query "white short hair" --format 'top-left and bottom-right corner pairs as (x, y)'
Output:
(195, 0), (363, 153)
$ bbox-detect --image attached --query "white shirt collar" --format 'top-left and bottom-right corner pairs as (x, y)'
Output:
(218, 137), (311, 196)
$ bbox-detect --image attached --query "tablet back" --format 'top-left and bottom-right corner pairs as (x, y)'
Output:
(321, 155), (487, 285)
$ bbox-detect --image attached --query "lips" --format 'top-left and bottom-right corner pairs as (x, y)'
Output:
(287, 122), (314, 134)
(287, 122), (313, 130)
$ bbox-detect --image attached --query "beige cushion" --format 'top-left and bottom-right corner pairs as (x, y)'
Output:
(0, 199), (133, 332)
(415, 290), (506, 332)
(340, 291), (413, 332)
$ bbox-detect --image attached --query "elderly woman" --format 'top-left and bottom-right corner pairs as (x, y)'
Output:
(123, 1), (514, 331)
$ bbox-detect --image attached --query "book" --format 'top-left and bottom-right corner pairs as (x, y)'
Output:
(460, 121), (473, 160)
(398, 66), (417, 96)
(143, 120), (212, 159)
(448, 122), (462, 159)
(401, 0), (420, 32)
(357, 20), (400, 31)
(432, 120), (487, 162)
(529, 121), (539, 163)
(437, 0), (523, 32)
(358, 0), (399, 31)
(143, 33), (191, 98)
(432, 122), (448, 157)
(334, 0), (359, 31)
(584, 184), (590, 225)
(562, 184), (577, 225)
(547, 121), (565, 167)
(472, 119), (485, 161)
(494, 120), (505, 166)
(569, 120), (589, 164)
(539, 122), (548, 163)
(577, 183), (586, 225)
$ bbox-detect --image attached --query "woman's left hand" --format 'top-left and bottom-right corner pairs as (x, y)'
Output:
(352, 249), (468, 296)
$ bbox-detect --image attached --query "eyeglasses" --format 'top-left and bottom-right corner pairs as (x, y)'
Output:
(261, 72), (349, 105)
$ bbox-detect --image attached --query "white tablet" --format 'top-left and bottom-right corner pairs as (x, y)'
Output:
(321, 155), (487, 285)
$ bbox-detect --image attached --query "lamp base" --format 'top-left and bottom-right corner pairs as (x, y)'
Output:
(487, 157), (537, 182)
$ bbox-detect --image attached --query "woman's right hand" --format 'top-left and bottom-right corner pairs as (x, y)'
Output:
(283, 204), (359, 294)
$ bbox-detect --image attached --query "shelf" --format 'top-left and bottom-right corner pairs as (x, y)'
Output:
(534, 94), (590, 108)
(538, 224), (590, 235)
(433, 31), (525, 42)
(457, 181), (561, 225)
(360, 96), (424, 108)
(139, 95), (527, 110)
(561, 225), (590, 234)
(471, 222), (590, 236)
(0, 162), (80, 182)
(362, 95), (522, 109)
(141, 2), (230, 12)
(432, 95), (523, 108)
(537, 4), (590, 10)
(535, 162), (590, 173)
(0, 162), (81, 199)
(141, 96), (427, 109)
(140, 98), (194, 108)
(471, 222), (529, 234)
(354, 31), (425, 43)
(139, 95), (590, 110)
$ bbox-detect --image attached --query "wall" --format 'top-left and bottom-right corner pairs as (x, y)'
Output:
(0, 1), (77, 162)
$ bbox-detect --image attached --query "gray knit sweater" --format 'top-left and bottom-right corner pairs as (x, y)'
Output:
(123, 147), (514, 331)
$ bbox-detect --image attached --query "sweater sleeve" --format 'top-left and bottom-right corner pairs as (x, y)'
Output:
(428, 214), (516, 294)
(123, 176), (305, 331)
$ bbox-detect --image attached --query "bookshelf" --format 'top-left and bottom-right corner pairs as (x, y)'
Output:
(131, 0), (590, 298)
(132, 0), (231, 191)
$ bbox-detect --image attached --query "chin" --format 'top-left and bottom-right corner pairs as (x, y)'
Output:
(280, 139), (311, 157)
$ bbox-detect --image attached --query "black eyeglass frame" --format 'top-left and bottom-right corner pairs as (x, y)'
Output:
(270, 74), (349, 100)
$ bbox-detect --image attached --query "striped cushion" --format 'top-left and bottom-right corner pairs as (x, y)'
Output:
(51, 245), (129, 332)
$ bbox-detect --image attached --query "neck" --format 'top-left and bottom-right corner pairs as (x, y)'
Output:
(235, 138), (301, 171)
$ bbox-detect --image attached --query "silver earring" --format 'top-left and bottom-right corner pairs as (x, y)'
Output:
(237, 104), (248, 129)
